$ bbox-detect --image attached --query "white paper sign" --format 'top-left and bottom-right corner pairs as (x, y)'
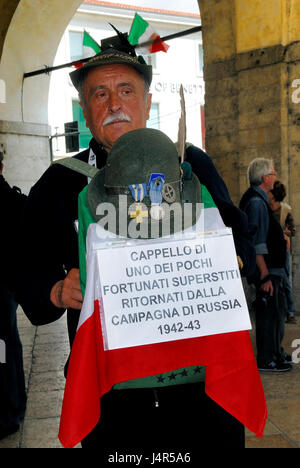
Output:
(97, 233), (251, 350)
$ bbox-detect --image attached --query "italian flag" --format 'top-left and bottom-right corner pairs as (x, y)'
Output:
(128, 13), (169, 54)
(83, 31), (101, 57)
(72, 31), (101, 69)
(58, 185), (267, 448)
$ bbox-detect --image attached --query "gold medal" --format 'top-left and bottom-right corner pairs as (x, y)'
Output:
(129, 203), (148, 224)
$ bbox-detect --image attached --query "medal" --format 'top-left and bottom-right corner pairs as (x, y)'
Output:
(149, 174), (165, 220)
(128, 183), (148, 224)
(129, 203), (148, 224)
(162, 183), (176, 203)
(150, 205), (165, 221)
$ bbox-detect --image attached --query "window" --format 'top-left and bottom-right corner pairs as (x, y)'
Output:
(69, 31), (83, 62)
(72, 100), (92, 149)
(147, 103), (160, 130)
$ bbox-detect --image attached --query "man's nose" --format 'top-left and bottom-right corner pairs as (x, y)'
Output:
(109, 92), (121, 113)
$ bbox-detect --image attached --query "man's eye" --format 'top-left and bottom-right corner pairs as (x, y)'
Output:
(95, 91), (106, 99)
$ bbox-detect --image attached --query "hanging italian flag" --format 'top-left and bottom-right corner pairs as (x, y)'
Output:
(58, 185), (267, 449)
(83, 31), (101, 57)
(72, 31), (101, 69)
(128, 13), (170, 54)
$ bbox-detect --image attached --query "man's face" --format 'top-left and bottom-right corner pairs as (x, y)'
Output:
(263, 165), (277, 191)
(81, 64), (152, 152)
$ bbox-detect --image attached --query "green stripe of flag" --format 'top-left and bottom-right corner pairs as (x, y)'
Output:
(83, 31), (101, 54)
(128, 13), (148, 45)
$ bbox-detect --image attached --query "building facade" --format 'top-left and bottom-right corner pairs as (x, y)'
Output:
(48, 0), (204, 158)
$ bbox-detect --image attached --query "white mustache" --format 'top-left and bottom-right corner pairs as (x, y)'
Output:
(103, 113), (131, 126)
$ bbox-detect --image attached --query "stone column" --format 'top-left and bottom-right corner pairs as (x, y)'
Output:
(0, 121), (51, 194)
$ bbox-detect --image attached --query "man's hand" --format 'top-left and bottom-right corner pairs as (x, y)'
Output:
(260, 278), (273, 296)
(256, 254), (273, 296)
(284, 234), (290, 251)
(50, 268), (83, 310)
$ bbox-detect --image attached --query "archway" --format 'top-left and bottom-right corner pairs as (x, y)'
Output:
(0, 0), (202, 192)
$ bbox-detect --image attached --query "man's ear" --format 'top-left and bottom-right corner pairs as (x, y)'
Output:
(146, 93), (152, 121)
(81, 103), (90, 130)
(261, 174), (267, 185)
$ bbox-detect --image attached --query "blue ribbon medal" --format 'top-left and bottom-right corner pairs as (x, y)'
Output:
(148, 173), (165, 220)
(128, 183), (148, 224)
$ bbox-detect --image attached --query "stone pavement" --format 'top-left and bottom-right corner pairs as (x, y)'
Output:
(0, 308), (299, 449)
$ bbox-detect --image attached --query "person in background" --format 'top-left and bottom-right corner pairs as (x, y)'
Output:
(269, 181), (297, 324)
(0, 150), (27, 440)
(239, 158), (292, 373)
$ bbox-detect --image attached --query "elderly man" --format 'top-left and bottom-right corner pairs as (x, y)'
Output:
(19, 33), (256, 449)
(239, 158), (292, 373)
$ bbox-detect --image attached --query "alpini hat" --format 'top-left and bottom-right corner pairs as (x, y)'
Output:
(70, 33), (152, 91)
(87, 128), (201, 238)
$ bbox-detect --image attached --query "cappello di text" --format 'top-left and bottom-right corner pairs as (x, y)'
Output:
(130, 243), (206, 261)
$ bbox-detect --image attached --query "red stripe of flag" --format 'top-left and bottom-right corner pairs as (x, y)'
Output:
(59, 300), (267, 448)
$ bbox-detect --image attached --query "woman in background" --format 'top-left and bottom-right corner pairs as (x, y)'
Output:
(269, 181), (297, 324)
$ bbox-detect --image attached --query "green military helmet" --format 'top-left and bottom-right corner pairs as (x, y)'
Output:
(87, 128), (201, 238)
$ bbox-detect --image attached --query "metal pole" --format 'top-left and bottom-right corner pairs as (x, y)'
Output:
(24, 59), (91, 79)
(49, 131), (81, 162)
(49, 134), (54, 163)
(23, 26), (202, 80)
(50, 131), (81, 139)
(140, 26), (202, 49)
